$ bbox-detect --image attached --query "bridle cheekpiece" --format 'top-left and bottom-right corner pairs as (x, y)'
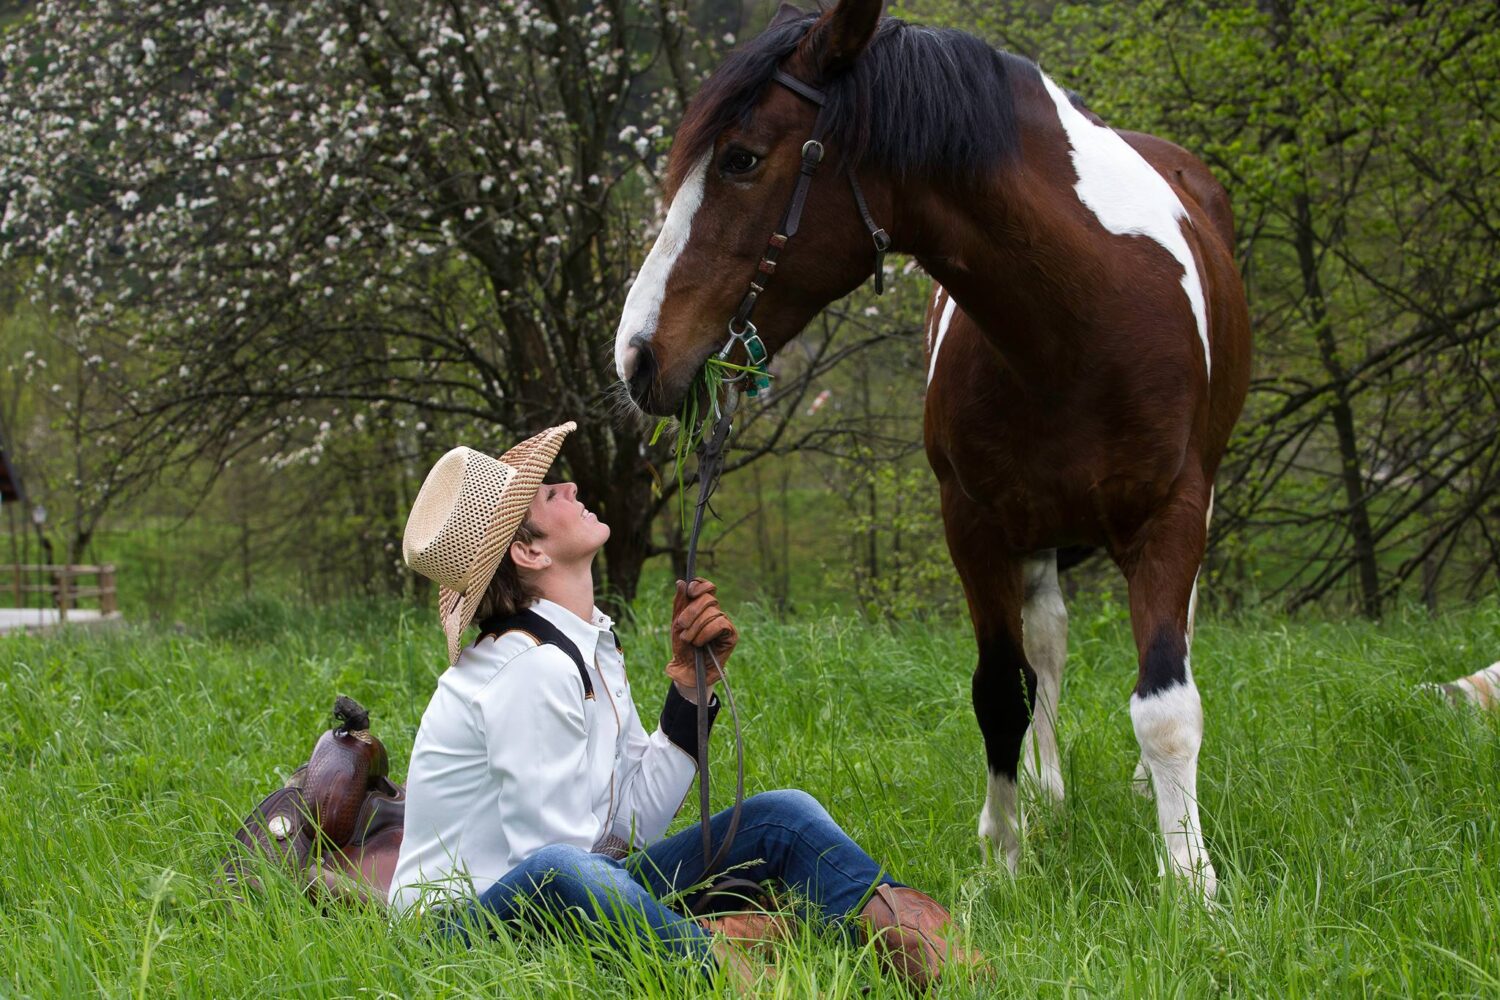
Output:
(718, 68), (891, 396)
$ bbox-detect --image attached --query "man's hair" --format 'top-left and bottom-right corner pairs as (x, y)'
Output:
(474, 518), (545, 623)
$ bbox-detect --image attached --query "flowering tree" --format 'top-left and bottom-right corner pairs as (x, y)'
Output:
(1, 0), (753, 601)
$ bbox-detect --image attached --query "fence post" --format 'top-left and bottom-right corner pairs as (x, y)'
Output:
(101, 565), (117, 616)
(57, 565), (71, 621)
(8, 564), (17, 609)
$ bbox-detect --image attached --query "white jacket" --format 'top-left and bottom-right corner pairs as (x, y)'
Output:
(388, 598), (712, 916)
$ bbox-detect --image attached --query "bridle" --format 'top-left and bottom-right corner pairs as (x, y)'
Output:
(686, 66), (889, 904)
(716, 68), (892, 396)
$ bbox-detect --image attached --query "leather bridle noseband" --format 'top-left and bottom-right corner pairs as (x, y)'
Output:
(717, 69), (891, 395)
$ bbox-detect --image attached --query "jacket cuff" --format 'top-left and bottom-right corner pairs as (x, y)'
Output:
(660, 682), (719, 759)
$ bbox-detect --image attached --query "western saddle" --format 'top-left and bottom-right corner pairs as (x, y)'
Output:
(223, 696), (404, 906)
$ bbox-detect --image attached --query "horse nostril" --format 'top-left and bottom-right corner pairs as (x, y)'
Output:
(627, 341), (657, 401)
(619, 344), (640, 383)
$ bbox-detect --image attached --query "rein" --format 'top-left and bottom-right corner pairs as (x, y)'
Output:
(683, 397), (744, 895)
(685, 67), (889, 903)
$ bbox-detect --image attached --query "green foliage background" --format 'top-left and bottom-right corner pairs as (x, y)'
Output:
(1, 0), (1496, 621)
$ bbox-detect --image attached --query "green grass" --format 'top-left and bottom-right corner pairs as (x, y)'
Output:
(2, 593), (1498, 997)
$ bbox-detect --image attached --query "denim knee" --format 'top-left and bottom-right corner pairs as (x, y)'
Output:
(523, 843), (628, 890)
(527, 842), (600, 872)
(744, 788), (832, 828)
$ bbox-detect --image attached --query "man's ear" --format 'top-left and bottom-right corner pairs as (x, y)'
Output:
(809, 0), (882, 78)
(508, 537), (549, 572)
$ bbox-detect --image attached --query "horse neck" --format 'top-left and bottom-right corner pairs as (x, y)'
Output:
(886, 83), (1104, 386)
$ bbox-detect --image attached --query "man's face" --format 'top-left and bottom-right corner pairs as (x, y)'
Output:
(526, 481), (610, 563)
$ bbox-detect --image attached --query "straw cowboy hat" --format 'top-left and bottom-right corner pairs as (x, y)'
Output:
(403, 422), (576, 664)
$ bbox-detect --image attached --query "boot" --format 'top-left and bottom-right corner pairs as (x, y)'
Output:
(859, 885), (986, 992)
(699, 911), (792, 956)
(708, 934), (775, 993)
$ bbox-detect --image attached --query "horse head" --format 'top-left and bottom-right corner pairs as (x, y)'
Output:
(614, 0), (886, 416)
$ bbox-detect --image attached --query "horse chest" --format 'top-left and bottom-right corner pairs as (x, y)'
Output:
(926, 358), (1187, 550)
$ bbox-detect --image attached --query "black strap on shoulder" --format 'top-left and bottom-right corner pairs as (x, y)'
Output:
(476, 608), (594, 700)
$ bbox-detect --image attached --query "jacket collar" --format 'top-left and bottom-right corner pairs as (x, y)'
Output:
(528, 597), (615, 661)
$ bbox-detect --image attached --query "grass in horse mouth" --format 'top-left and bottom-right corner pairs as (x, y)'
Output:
(650, 355), (769, 527)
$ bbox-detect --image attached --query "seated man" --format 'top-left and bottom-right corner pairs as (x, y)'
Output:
(390, 421), (980, 991)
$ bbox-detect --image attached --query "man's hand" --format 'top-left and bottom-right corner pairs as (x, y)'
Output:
(664, 578), (738, 700)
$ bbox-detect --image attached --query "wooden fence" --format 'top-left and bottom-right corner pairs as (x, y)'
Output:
(1, 564), (118, 618)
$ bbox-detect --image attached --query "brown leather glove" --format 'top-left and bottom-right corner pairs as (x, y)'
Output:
(664, 578), (738, 693)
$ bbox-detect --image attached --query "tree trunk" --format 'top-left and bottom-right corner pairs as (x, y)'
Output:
(592, 427), (660, 615)
(1294, 193), (1382, 618)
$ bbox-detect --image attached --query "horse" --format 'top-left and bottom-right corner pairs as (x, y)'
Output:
(613, 0), (1250, 897)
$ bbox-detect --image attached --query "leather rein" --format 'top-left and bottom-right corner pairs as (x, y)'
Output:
(685, 67), (888, 898)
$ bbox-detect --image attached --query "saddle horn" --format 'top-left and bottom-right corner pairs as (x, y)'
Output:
(304, 695), (388, 845)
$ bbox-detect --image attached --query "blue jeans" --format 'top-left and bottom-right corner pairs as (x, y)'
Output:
(459, 789), (898, 969)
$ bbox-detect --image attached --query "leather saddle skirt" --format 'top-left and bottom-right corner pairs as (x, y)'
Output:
(223, 697), (403, 907)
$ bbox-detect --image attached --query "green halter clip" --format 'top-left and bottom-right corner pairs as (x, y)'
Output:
(723, 321), (772, 397)
(742, 331), (771, 396)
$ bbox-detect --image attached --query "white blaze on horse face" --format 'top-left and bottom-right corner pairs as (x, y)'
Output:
(1131, 668), (1218, 897)
(1040, 74), (1211, 378)
(614, 153), (711, 382)
(978, 771), (1023, 872)
(927, 292), (959, 387)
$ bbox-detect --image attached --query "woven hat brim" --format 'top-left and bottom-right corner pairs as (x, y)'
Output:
(438, 421), (575, 664)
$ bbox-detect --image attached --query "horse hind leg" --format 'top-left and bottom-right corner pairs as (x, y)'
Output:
(1123, 488), (1218, 897)
(1134, 490), (1210, 800)
(1021, 551), (1066, 804)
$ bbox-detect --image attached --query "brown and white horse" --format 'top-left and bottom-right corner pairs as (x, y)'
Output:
(614, 1), (1250, 896)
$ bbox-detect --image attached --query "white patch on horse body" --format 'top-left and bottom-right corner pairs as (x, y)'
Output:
(1039, 74), (1211, 378)
(614, 153), (710, 381)
(926, 284), (946, 356)
(1434, 661), (1500, 709)
(1131, 673), (1217, 897)
(1186, 574), (1200, 644)
(926, 293), (959, 387)
(978, 771), (1022, 872)
(1021, 552), (1067, 804)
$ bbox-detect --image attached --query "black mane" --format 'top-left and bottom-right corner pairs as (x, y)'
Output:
(669, 10), (1038, 192)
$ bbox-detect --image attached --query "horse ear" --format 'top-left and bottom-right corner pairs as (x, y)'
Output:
(815, 0), (882, 76)
(768, 2), (805, 30)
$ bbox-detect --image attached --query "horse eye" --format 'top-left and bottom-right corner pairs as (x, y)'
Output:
(722, 148), (760, 175)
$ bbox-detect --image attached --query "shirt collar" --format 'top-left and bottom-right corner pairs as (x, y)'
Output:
(528, 598), (615, 658)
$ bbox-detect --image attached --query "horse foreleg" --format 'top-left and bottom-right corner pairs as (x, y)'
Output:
(1122, 486), (1218, 898)
(1021, 551), (1067, 804)
(974, 619), (1035, 872)
(941, 494), (1032, 870)
(960, 560), (1032, 869)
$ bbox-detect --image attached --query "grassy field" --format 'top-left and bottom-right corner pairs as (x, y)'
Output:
(2, 592), (1498, 997)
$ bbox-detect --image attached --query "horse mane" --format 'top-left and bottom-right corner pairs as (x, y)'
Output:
(667, 8), (1039, 196)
